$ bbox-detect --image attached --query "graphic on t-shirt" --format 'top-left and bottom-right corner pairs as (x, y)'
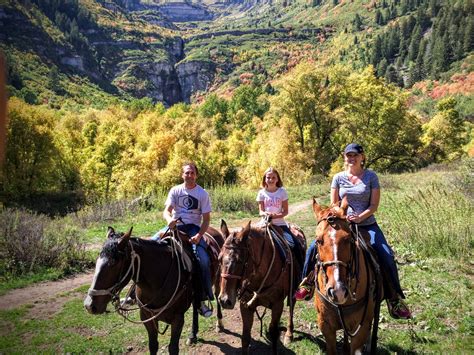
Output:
(178, 195), (199, 210)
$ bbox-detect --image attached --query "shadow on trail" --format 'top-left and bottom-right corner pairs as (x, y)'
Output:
(195, 327), (297, 354)
(293, 329), (326, 351)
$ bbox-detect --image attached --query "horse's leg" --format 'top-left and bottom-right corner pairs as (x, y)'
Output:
(240, 305), (254, 355)
(216, 294), (224, 332)
(142, 315), (158, 355)
(186, 299), (199, 345)
(350, 323), (372, 355)
(169, 313), (185, 355)
(284, 295), (295, 346)
(214, 280), (224, 332)
(319, 320), (337, 355)
(343, 333), (350, 354)
(269, 302), (283, 354)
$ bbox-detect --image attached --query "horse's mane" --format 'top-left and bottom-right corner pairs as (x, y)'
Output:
(100, 236), (171, 260)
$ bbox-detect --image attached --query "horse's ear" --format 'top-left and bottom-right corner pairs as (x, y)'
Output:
(221, 219), (230, 238)
(106, 226), (115, 239)
(340, 197), (349, 215)
(312, 196), (322, 217)
(241, 221), (251, 239)
(118, 227), (132, 248)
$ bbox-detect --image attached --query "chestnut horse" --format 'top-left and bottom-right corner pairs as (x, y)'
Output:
(84, 226), (224, 355)
(218, 220), (305, 354)
(312, 198), (382, 355)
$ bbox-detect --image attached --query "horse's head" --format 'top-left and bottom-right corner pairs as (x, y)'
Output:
(84, 226), (133, 314)
(218, 220), (251, 309)
(313, 197), (354, 305)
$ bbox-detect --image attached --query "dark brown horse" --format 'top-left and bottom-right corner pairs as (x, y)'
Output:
(218, 220), (305, 354)
(312, 198), (382, 355)
(84, 226), (224, 355)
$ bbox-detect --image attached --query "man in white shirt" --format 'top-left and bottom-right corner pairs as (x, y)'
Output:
(152, 162), (213, 317)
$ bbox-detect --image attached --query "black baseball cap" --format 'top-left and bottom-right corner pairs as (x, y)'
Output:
(344, 143), (364, 155)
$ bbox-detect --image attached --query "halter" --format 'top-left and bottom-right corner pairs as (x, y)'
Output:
(87, 242), (140, 301)
(315, 212), (372, 338)
(220, 243), (250, 280)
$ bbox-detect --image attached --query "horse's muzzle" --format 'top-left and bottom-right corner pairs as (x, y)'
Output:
(327, 284), (349, 304)
(84, 295), (107, 314)
(218, 293), (235, 309)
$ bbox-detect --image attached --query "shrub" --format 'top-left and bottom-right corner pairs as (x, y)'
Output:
(0, 209), (87, 276)
(209, 185), (257, 213)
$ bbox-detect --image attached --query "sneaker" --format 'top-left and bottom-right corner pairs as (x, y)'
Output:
(387, 299), (412, 319)
(198, 301), (213, 317)
(295, 285), (313, 301)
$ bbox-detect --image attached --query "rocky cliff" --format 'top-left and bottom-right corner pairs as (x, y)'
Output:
(176, 60), (216, 103)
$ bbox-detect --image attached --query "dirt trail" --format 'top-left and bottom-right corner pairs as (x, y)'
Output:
(0, 200), (315, 352)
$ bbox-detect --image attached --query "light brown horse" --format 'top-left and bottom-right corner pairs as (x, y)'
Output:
(312, 198), (382, 355)
(84, 226), (224, 355)
(218, 220), (305, 354)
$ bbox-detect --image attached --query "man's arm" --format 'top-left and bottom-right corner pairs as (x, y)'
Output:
(163, 204), (178, 228)
(190, 212), (210, 244)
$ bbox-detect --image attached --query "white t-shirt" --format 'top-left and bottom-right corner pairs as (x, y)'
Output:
(256, 187), (288, 226)
(165, 183), (212, 226)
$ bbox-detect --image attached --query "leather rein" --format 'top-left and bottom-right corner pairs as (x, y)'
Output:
(88, 231), (189, 325)
(220, 222), (285, 308)
(315, 212), (374, 338)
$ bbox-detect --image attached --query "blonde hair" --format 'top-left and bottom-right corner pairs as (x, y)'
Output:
(261, 167), (283, 188)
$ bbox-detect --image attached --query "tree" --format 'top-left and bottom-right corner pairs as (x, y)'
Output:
(228, 85), (268, 129)
(48, 66), (63, 95)
(408, 24), (422, 62)
(2, 98), (64, 196)
(337, 67), (422, 172)
(421, 97), (468, 161)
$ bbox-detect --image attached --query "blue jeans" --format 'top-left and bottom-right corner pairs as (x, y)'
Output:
(279, 225), (303, 268)
(152, 224), (213, 301)
(302, 240), (317, 280)
(359, 223), (405, 298)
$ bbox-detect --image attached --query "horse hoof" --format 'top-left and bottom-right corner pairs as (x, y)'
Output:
(186, 337), (197, 346)
(283, 334), (293, 346)
(216, 320), (224, 332)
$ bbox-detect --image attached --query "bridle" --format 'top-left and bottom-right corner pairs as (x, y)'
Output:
(219, 223), (278, 308)
(88, 231), (189, 325)
(220, 240), (250, 281)
(315, 211), (372, 338)
(316, 212), (358, 289)
(87, 240), (140, 303)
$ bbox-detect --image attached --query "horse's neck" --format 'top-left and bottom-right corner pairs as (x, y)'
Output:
(248, 230), (284, 282)
(130, 239), (174, 282)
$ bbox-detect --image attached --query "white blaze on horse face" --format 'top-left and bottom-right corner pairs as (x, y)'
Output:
(90, 256), (107, 290)
(330, 229), (340, 284)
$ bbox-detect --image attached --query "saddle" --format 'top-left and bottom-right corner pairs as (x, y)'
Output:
(160, 228), (220, 274)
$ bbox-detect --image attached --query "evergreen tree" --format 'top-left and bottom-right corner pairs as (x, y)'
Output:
(408, 24), (422, 62)
(48, 66), (63, 95)
(371, 35), (383, 65)
(375, 9), (384, 25)
(353, 13), (363, 31)
(377, 58), (388, 77)
(384, 64), (399, 85)
(464, 16), (474, 54)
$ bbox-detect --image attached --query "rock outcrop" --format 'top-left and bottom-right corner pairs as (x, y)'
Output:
(176, 60), (216, 103)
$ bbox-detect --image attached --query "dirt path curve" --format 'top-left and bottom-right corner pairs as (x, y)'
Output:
(0, 199), (315, 349)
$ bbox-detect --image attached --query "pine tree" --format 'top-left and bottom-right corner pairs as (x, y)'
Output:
(375, 10), (383, 25)
(377, 58), (388, 77)
(408, 24), (422, 62)
(464, 16), (474, 53)
(385, 64), (399, 85)
(371, 35), (383, 65)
